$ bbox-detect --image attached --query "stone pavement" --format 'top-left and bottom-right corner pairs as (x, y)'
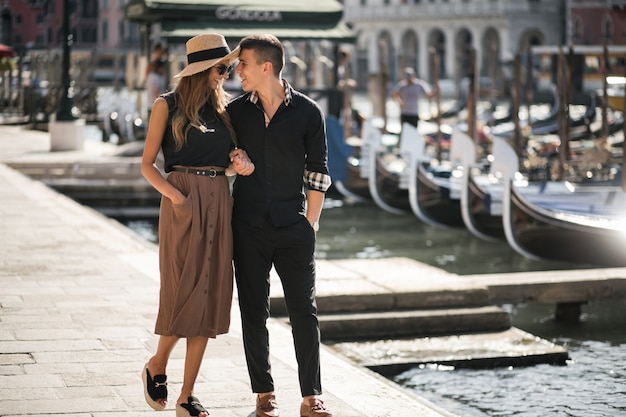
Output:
(0, 125), (456, 417)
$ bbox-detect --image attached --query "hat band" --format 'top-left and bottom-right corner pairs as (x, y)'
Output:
(187, 46), (230, 64)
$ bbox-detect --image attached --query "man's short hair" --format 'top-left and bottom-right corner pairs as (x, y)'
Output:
(239, 34), (284, 77)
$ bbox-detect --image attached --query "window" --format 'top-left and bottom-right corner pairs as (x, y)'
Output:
(572, 16), (582, 42)
(102, 21), (108, 42)
(602, 15), (614, 41)
(118, 21), (125, 41)
(81, 0), (98, 18)
(78, 27), (98, 43)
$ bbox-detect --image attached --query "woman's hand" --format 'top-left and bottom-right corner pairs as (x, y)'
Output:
(167, 189), (187, 205)
(229, 148), (255, 176)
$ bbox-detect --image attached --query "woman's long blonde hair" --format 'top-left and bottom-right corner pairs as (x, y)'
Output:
(170, 68), (236, 150)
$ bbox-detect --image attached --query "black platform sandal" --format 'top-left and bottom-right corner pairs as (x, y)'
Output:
(176, 396), (209, 417)
(142, 362), (167, 411)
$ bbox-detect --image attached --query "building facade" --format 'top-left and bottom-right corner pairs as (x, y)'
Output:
(0, 0), (140, 82)
(0, 0), (99, 50)
(342, 0), (566, 92)
(569, 0), (626, 45)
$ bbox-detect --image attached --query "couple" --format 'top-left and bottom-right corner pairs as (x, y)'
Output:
(140, 33), (332, 417)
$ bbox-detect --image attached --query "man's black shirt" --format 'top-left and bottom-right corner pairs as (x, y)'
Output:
(227, 82), (331, 228)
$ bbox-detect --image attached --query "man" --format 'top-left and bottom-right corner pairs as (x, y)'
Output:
(390, 67), (437, 131)
(227, 34), (333, 417)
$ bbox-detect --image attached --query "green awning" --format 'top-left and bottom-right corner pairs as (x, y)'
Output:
(160, 20), (355, 43)
(126, 0), (354, 42)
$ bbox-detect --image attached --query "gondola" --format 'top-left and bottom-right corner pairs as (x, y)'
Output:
(392, 122), (464, 226)
(453, 129), (505, 241)
(492, 137), (626, 267)
(325, 115), (370, 201)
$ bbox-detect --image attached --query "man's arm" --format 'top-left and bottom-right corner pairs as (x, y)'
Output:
(305, 189), (325, 228)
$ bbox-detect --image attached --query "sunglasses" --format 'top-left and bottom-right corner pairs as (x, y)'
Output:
(214, 64), (233, 76)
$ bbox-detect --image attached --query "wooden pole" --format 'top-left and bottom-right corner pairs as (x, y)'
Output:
(378, 39), (389, 133)
(622, 56), (626, 192)
(430, 48), (443, 162)
(602, 44), (609, 141)
(525, 47), (533, 125)
(488, 43), (497, 126)
(511, 52), (521, 155)
(556, 46), (571, 181)
(565, 46), (572, 160)
(467, 48), (477, 143)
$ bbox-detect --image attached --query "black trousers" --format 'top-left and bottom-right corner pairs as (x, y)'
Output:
(232, 216), (322, 397)
(400, 114), (419, 128)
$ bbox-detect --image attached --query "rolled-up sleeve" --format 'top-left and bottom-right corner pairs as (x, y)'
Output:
(304, 104), (332, 193)
(304, 170), (332, 192)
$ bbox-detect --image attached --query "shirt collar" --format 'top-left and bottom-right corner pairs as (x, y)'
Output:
(249, 79), (293, 106)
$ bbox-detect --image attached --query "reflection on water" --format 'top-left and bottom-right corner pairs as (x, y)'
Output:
(313, 198), (594, 275)
(395, 299), (626, 417)
(120, 199), (625, 416)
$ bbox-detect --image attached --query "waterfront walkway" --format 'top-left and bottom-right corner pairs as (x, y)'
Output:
(0, 125), (455, 416)
(3, 125), (626, 416)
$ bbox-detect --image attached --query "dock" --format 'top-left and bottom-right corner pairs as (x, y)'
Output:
(2, 124), (626, 416)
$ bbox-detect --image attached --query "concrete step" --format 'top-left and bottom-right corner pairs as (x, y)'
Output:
(317, 306), (511, 342)
(7, 159), (144, 180)
(329, 327), (569, 375)
(271, 287), (491, 316)
(37, 179), (161, 210)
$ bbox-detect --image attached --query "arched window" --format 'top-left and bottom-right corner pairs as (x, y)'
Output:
(572, 16), (582, 42)
(602, 15), (614, 42)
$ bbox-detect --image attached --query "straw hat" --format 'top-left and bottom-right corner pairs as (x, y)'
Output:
(174, 33), (239, 78)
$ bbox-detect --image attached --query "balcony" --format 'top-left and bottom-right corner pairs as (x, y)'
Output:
(344, 0), (561, 21)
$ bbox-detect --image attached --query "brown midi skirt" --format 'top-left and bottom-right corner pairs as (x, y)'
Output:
(155, 169), (233, 338)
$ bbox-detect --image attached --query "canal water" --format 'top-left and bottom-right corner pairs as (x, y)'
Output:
(119, 197), (626, 417)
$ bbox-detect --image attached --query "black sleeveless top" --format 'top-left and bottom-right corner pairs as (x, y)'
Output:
(161, 93), (234, 173)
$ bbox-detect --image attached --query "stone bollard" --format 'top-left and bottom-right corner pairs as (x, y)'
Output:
(49, 118), (85, 151)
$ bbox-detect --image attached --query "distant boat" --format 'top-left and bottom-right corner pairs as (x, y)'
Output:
(606, 76), (625, 112)
(395, 122), (464, 227)
(454, 129), (505, 241)
(492, 138), (626, 267)
(325, 115), (370, 201)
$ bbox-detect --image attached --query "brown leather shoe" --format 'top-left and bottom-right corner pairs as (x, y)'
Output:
(256, 394), (279, 417)
(300, 399), (332, 417)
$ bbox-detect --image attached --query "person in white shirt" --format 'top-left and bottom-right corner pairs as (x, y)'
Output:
(390, 67), (437, 132)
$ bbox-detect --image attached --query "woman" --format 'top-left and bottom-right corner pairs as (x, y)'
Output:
(140, 33), (253, 417)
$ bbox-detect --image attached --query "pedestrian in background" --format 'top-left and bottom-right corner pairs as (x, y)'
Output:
(140, 33), (253, 417)
(226, 33), (333, 417)
(145, 43), (167, 119)
(390, 66), (437, 133)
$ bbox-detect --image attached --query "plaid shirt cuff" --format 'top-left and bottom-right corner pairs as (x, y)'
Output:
(304, 170), (332, 192)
